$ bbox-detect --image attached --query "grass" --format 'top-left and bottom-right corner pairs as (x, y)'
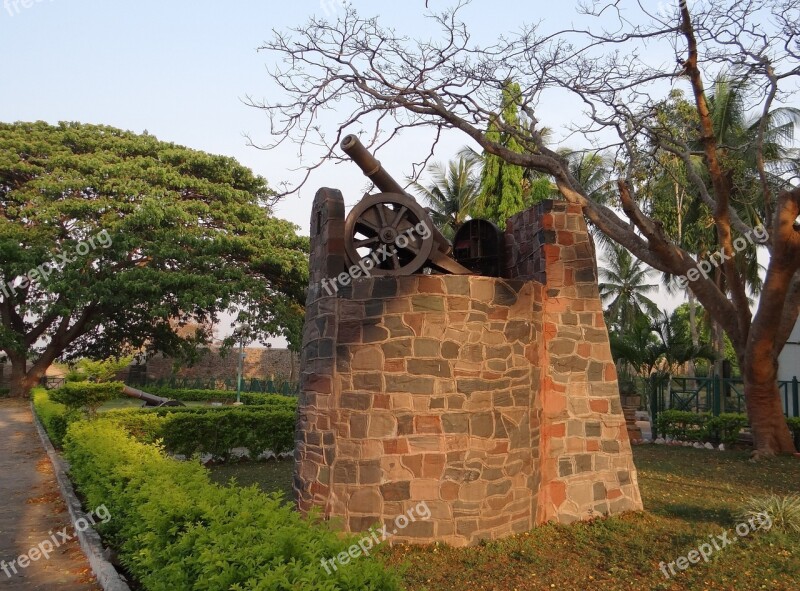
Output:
(213, 446), (800, 591)
(97, 398), (213, 411)
(207, 458), (295, 500)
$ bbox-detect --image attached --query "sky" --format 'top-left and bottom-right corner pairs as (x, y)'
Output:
(1, 0), (718, 344)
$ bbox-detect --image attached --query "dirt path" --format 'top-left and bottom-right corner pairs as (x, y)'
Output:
(0, 398), (101, 590)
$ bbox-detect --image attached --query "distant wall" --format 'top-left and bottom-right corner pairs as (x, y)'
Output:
(131, 348), (299, 382)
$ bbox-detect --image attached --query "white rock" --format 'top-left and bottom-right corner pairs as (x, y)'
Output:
(693, 442), (703, 448)
(718, 443), (725, 451)
(704, 442), (714, 449)
(683, 441), (692, 447)
(655, 437), (665, 445)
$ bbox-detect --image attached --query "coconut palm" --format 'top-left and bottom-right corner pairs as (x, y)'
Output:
(599, 242), (660, 332)
(408, 153), (482, 239)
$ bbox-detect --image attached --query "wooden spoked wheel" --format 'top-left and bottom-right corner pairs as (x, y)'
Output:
(344, 192), (434, 276)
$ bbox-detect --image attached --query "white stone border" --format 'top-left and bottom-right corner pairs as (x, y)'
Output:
(29, 403), (131, 591)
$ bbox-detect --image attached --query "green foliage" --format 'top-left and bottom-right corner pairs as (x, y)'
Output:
(63, 421), (400, 591)
(703, 413), (749, 446)
(656, 410), (791, 446)
(142, 386), (298, 407)
(738, 494), (800, 533)
(409, 154), (481, 239)
(474, 81), (527, 225)
(656, 410), (708, 441)
(32, 389), (81, 446)
(0, 121), (309, 397)
(50, 381), (125, 416)
(69, 356), (135, 382)
(103, 406), (296, 460)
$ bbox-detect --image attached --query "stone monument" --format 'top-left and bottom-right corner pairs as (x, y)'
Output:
(294, 136), (642, 546)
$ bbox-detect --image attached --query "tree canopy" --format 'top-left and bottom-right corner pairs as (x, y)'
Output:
(0, 121), (308, 397)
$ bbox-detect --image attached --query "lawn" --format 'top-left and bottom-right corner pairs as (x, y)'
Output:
(211, 447), (800, 591)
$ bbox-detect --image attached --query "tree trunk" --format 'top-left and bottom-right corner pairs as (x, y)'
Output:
(742, 347), (796, 455)
(7, 358), (42, 398)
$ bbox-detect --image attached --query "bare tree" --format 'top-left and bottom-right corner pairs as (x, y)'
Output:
(254, 0), (800, 455)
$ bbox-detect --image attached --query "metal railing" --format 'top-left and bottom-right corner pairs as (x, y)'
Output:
(643, 374), (800, 439)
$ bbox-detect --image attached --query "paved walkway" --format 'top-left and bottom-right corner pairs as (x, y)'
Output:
(0, 399), (101, 590)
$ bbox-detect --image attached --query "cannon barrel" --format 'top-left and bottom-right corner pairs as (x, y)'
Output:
(340, 134), (407, 196)
(340, 134), (452, 255)
(123, 385), (185, 407)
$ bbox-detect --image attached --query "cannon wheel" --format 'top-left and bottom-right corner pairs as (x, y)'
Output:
(344, 192), (434, 276)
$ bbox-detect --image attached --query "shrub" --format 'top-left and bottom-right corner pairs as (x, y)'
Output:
(103, 406), (296, 460)
(51, 381), (125, 416)
(787, 417), (800, 448)
(738, 494), (800, 533)
(63, 421), (400, 591)
(0, 387), (9, 398)
(138, 386), (298, 407)
(656, 410), (708, 441)
(657, 411), (799, 446)
(32, 389), (81, 446)
(702, 413), (749, 445)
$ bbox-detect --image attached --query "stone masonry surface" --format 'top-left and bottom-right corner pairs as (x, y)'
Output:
(295, 190), (643, 547)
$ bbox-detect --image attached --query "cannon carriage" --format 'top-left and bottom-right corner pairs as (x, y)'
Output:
(339, 134), (503, 277)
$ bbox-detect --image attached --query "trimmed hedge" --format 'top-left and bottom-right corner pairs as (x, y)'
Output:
(657, 410), (799, 446)
(140, 386), (298, 407)
(104, 407), (296, 460)
(63, 421), (400, 591)
(32, 388), (81, 446)
(50, 381), (125, 415)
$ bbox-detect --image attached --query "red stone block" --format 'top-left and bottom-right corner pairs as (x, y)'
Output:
(557, 231), (574, 246)
(374, 394), (391, 410)
(383, 438), (410, 455)
(415, 415), (443, 434)
(543, 422), (566, 438)
(422, 453), (446, 478)
(589, 399), (609, 413)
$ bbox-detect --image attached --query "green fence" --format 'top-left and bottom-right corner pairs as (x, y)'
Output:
(644, 375), (800, 438)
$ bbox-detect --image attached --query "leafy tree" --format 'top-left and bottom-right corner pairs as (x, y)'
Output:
(258, 1), (800, 453)
(599, 243), (660, 333)
(68, 355), (135, 383)
(0, 121), (308, 398)
(409, 153), (481, 239)
(472, 81), (527, 224)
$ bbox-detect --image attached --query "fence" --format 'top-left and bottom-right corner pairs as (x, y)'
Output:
(641, 374), (800, 439)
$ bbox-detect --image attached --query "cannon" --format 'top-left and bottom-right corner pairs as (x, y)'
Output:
(122, 385), (185, 408)
(340, 135), (474, 276)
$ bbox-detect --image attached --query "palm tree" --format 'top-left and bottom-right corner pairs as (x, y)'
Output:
(598, 242), (660, 332)
(408, 153), (482, 239)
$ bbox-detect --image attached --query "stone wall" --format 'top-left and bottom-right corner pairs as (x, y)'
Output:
(295, 189), (642, 547)
(136, 348), (299, 382)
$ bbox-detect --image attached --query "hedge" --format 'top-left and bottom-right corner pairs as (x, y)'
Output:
(103, 407), (296, 460)
(63, 421), (400, 591)
(139, 386), (298, 407)
(32, 388), (81, 446)
(656, 410), (799, 446)
(50, 381), (125, 415)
